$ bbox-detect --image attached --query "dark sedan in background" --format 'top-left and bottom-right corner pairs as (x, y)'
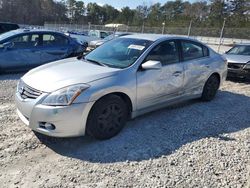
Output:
(223, 44), (250, 79)
(0, 22), (19, 34)
(0, 29), (85, 73)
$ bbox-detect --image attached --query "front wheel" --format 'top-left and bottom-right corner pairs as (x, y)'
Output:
(201, 74), (220, 101)
(86, 95), (128, 140)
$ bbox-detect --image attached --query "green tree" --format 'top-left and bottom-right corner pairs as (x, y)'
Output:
(118, 6), (135, 25)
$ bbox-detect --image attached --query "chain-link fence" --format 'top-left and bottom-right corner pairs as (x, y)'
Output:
(45, 22), (250, 39)
(43, 22), (250, 53)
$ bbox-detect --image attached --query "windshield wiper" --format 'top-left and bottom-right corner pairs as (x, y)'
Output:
(85, 58), (107, 67)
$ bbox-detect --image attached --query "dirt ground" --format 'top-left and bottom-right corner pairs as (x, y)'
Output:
(0, 43), (250, 187)
(0, 72), (249, 188)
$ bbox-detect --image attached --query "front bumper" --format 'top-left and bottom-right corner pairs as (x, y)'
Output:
(227, 68), (250, 78)
(15, 92), (95, 137)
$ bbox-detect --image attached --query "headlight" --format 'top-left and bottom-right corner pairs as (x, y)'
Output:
(17, 79), (24, 92)
(42, 84), (90, 106)
(244, 62), (250, 69)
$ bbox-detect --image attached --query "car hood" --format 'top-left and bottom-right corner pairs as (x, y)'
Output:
(223, 54), (250, 64)
(21, 57), (119, 92)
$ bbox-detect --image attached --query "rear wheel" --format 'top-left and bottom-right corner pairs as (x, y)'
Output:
(86, 95), (128, 140)
(201, 74), (220, 101)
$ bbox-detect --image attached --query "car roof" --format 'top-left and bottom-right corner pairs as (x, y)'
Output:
(121, 34), (200, 42)
(0, 29), (68, 42)
(11, 29), (64, 34)
(234, 43), (250, 46)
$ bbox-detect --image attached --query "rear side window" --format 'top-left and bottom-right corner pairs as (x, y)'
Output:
(181, 41), (209, 61)
(42, 34), (68, 46)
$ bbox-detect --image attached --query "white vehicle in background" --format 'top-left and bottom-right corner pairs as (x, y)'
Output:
(67, 30), (111, 49)
(88, 30), (110, 39)
(88, 32), (132, 51)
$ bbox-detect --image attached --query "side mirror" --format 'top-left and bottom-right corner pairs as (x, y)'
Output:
(141, 60), (162, 70)
(2, 42), (13, 49)
(77, 51), (89, 60)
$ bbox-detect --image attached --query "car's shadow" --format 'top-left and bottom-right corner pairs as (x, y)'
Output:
(36, 90), (250, 163)
(0, 73), (24, 80)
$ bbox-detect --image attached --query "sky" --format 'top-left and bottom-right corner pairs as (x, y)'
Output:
(81, 0), (196, 10)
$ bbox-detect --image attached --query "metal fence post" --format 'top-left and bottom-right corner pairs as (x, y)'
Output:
(142, 21), (145, 33)
(88, 22), (91, 33)
(162, 22), (165, 34)
(218, 18), (226, 53)
(187, 20), (192, 37)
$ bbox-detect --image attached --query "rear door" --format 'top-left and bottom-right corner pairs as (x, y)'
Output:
(0, 33), (41, 71)
(136, 40), (184, 110)
(40, 33), (71, 64)
(180, 40), (211, 95)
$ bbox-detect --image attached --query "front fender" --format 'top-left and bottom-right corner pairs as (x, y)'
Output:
(74, 75), (137, 111)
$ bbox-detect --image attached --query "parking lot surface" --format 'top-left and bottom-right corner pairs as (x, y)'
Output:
(0, 73), (249, 187)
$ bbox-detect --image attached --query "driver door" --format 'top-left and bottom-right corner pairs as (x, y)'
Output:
(136, 40), (184, 110)
(0, 33), (41, 71)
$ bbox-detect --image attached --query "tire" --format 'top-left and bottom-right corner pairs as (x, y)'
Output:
(201, 74), (220, 101)
(86, 95), (128, 140)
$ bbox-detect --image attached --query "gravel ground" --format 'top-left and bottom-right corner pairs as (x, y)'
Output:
(0, 72), (250, 188)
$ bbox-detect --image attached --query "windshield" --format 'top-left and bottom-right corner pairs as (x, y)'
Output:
(85, 38), (153, 68)
(227, 45), (250, 56)
(0, 30), (20, 41)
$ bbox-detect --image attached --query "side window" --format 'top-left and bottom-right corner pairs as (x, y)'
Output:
(0, 26), (4, 33)
(203, 46), (209, 57)
(181, 41), (204, 61)
(42, 34), (68, 47)
(100, 32), (108, 39)
(31, 34), (40, 46)
(89, 31), (98, 37)
(9, 34), (39, 48)
(10, 35), (29, 43)
(146, 41), (179, 65)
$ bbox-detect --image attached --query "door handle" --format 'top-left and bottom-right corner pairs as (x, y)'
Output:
(173, 71), (182, 77)
(204, 64), (210, 68)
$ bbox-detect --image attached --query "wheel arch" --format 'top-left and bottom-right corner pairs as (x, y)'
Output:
(201, 72), (221, 95)
(209, 72), (221, 85)
(89, 92), (133, 118)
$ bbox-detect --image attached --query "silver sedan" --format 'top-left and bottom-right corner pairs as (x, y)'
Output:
(15, 34), (227, 139)
(223, 44), (250, 79)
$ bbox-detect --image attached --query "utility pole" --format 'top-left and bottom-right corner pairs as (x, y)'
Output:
(218, 18), (226, 53)
(187, 20), (192, 37)
(141, 20), (145, 33)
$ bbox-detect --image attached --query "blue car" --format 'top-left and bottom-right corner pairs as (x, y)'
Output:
(0, 29), (85, 73)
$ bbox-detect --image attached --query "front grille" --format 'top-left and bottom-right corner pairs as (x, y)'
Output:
(19, 83), (43, 99)
(228, 63), (245, 70)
